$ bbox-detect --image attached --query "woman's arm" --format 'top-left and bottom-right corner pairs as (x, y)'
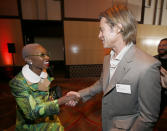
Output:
(9, 79), (74, 120)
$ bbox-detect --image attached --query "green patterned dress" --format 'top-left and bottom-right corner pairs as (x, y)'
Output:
(9, 72), (64, 131)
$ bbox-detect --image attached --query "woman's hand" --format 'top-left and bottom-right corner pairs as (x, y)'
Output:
(57, 93), (80, 106)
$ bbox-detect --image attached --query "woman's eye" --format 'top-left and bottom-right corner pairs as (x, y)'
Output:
(41, 54), (45, 57)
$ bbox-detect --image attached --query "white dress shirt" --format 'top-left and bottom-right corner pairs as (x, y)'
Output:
(109, 43), (133, 81)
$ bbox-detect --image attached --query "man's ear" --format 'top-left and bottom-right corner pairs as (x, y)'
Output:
(116, 23), (123, 33)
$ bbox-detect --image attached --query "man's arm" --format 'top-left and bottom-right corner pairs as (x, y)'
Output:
(130, 62), (161, 131)
(66, 59), (106, 106)
(66, 76), (104, 106)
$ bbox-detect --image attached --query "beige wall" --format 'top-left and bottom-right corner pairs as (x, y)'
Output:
(0, 19), (24, 66)
(144, 0), (167, 25)
(35, 37), (64, 61)
(1, 20), (165, 66)
(64, 21), (167, 65)
(1, 0), (167, 67)
(136, 24), (167, 56)
(64, 21), (104, 65)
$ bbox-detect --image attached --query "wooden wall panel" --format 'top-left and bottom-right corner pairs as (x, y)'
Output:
(21, 0), (38, 20)
(64, 0), (142, 21)
(0, 19), (24, 66)
(0, 0), (18, 16)
(64, 21), (104, 65)
(21, 0), (61, 20)
(64, 22), (167, 65)
(136, 24), (167, 56)
(144, 0), (167, 25)
(47, 0), (61, 20)
(34, 37), (64, 61)
(64, 0), (112, 19)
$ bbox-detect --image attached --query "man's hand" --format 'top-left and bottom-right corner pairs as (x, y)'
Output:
(65, 91), (81, 106)
(57, 93), (79, 106)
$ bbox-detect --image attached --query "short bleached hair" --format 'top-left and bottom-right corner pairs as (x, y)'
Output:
(22, 43), (41, 59)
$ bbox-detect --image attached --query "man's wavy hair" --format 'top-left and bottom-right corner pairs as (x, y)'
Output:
(99, 5), (137, 44)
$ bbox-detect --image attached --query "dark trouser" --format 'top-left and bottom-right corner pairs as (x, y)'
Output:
(160, 88), (167, 116)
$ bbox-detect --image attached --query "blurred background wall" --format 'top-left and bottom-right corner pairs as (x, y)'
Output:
(0, 0), (167, 77)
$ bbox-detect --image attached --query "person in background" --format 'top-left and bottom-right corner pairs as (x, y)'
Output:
(9, 43), (75, 131)
(154, 38), (167, 88)
(67, 5), (161, 131)
(155, 38), (167, 70)
(155, 38), (167, 115)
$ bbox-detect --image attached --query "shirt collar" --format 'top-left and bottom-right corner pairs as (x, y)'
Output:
(110, 42), (133, 61)
(22, 64), (48, 84)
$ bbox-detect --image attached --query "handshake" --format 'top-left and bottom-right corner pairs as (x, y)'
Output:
(57, 91), (81, 106)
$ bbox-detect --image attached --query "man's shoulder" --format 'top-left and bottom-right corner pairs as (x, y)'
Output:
(134, 47), (161, 67)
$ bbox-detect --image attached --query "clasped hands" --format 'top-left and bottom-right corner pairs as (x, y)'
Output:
(57, 91), (80, 106)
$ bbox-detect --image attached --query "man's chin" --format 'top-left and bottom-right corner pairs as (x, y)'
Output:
(103, 44), (108, 48)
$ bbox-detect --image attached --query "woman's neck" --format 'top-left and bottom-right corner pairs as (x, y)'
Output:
(29, 65), (42, 76)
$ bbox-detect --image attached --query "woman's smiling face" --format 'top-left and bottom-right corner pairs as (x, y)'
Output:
(28, 45), (50, 70)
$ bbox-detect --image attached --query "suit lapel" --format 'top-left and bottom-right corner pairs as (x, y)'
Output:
(103, 45), (136, 96)
(103, 55), (110, 92)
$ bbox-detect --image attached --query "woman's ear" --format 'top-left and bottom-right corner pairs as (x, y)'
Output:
(25, 57), (32, 65)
